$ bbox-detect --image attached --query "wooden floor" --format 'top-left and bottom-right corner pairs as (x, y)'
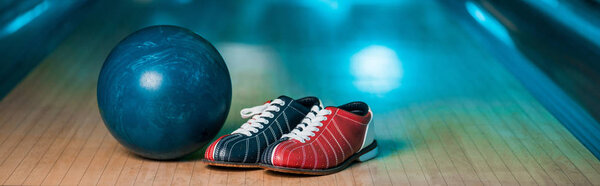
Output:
(1, 0), (600, 185)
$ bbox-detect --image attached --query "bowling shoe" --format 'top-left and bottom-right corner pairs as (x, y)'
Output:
(202, 96), (322, 168)
(260, 101), (377, 175)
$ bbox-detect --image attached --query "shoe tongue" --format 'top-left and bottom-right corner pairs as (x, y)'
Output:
(277, 95), (294, 102)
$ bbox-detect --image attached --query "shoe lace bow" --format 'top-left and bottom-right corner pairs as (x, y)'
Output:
(282, 105), (332, 143)
(232, 99), (285, 136)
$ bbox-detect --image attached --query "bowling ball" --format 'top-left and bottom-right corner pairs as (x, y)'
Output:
(97, 25), (231, 160)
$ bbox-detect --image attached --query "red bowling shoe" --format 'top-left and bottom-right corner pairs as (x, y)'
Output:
(260, 102), (377, 175)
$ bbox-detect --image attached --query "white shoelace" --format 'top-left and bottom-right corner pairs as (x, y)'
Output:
(232, 99), (285, 136)
(282, 105), (332, 143)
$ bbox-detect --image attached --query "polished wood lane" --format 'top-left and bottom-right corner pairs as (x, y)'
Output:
(1, 0), (599, 185)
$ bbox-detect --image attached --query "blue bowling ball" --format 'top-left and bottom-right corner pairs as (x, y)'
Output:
(97, 25), (231, 160)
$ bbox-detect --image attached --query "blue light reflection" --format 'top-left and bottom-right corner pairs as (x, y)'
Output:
(523, 0), (600, 47)
(465, 1), (514, 46)
(1, 0), (50, 36)
(350, 45), (403, 94)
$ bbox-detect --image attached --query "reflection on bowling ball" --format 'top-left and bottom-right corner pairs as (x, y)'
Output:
(97, 25), (231, 160)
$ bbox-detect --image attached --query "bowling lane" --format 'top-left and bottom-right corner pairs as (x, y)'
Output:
(1, 0), (599, 185)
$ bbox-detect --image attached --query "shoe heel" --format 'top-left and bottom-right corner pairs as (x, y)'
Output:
(357, 146), (378, 162)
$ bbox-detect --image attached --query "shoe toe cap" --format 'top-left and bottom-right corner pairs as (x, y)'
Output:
(263, 140), (307, 168)
(210, 134), (260, 163)
(204, 135), (229, 161)
(260, 140), (282, 165)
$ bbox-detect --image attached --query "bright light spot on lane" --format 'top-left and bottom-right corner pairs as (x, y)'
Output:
(466, 1), (514, 46)
(140, 71), (163, 90)
(1, 0), (50, 37)
(351, 45), (403, 94)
